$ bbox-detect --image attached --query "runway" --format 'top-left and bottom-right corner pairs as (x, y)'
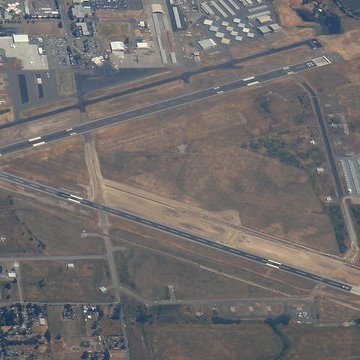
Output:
(0, 170), (353, 294)
(0, 56), (331, 157)
(0, 38), (322, 132)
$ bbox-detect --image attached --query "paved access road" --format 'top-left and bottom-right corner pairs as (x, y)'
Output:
(0, 170), (353, 294)
(0, 57), (331, 157)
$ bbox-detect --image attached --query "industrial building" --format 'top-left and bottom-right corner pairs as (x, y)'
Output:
(151, 4), (164, 13)
(201, 2), (215, 16)
(137, 42), (150, 49)
(258, 25), (271, 34)
(76, 22), (90, 36)
(198, 38), (216, 50)
(269, 23), (282, 32)
(339, 158), (360, 195)
(12, 34), (29, 43)
(110, 41), (126, 54)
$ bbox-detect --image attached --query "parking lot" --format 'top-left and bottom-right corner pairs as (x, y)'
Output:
(8, 70), (61, 117)
(44, 36), (70, 70)
(90, 0), (143, 11)
(197, 0), (282, 48)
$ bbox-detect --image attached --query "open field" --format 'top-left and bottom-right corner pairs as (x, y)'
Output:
(114, 245), (276, 301)
(137, 321), (360, 360)
(20, 98), (78, 118)
(0, 260), (21, 303)
(189, 46), (315, 91)
(140, 322), (281, 360)
(0, 109), (81, 147)
(0, 193), (44, 256)
(110, 223), (316, 298)
(56, 70), (77, 97)
(284, 325), (360, 359)
(86, 80), (186, 120)
(316, 298), (360, 323)
(303, 58), (360, 154)
(93, 77), (337, 252)
(96, 19), (147, 45)
(48, 305), (86, 338)
(0, 137), (89, 193)
(20, 259), (114, 303)
(15, 197), (104, 256)
(85, 71), (171, 100)
(17, 22), (65, 37)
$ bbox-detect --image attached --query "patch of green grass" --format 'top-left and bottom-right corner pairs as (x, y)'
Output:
(327, 205), (348, 253)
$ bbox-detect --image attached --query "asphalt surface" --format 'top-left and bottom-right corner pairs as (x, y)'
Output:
(0, 38), (322, 131)
(0, 170), (353, 294)
(0, 57), (327, 157)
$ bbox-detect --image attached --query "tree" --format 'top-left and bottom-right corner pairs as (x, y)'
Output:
(38, 278), (46, 288)
(44, 330), (51, 343)
(81, 351), (89, 359)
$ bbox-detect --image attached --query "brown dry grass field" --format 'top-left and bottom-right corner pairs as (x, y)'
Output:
(0, 137), (89, 193)
(110, 221), (316, 298)
(20, 98), (78, 118)
(284, 326), (360, 359)
(20, 259), (114, 302)
(303, 58), (360, 154)
(17, 22), (65, 37)
(86, 80), (185, 120)
(316, 298), (360, 323)
(189, 46), (315, 91)
(113, 245), (276, 301)
(48, 305), (86, 338)
(0, 193), (43, 256)
(96, 9), (145, 21)
(140, 322), (281, 360)
(94, 77), (337, 253)
(134, 321), (360, 360)
(0, 109), (81, 147)
(85, 70), (171, 100)
(96, 21), (145, 45)
(15, 197), (104, 256)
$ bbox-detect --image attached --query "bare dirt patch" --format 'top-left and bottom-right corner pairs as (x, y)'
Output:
(17, 22), (65, 37)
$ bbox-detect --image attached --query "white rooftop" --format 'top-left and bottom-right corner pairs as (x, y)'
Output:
(110, 41), (125, 52)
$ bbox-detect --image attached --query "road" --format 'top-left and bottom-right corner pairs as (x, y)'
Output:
(0, 255), (106, 261)
(0, 38), (322, 132)
(302, 81), (359, 262)
(0, 57), (330, 157)
(301, 81), (343, 198)
(0, 170), (354, 294)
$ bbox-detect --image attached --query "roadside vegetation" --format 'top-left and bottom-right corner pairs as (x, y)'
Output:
(265, 315), (291, 360)
(327, 205), (348, 253)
